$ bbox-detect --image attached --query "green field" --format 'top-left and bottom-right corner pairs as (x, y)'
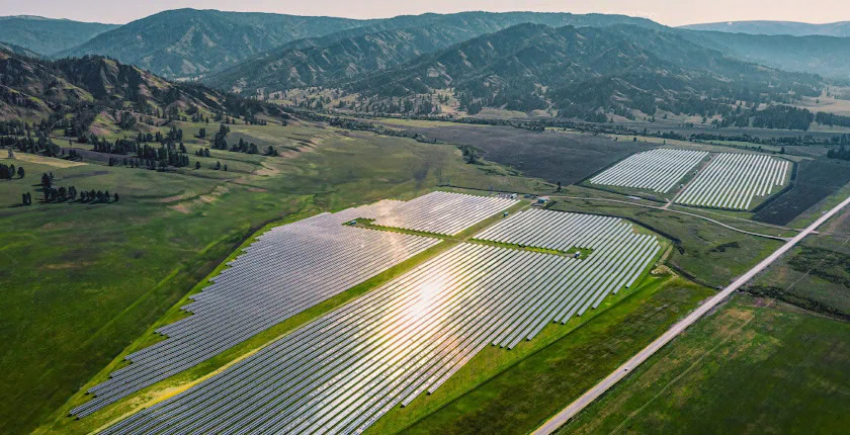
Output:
(560, 296), (850, 434)
(0, 119), (552, 435)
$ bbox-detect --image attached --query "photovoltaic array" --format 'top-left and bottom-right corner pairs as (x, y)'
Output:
(70, 199), (444, 418)
(370, 191), (518, 235)
(101, 210), (660, 434)
(675, 153), (790, 210)
(589, 149), (708, 193)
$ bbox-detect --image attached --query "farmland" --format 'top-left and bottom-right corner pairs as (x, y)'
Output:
(381, 122), (655, 184)
(559, 296), (850, 434)
(754, 158), (850, 226)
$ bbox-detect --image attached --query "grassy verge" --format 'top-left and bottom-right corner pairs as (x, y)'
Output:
(560, 296), (850, 434)
(367, 274), (714, 434)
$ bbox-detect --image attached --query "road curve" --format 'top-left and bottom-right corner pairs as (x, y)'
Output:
(533, 194), (850, 435)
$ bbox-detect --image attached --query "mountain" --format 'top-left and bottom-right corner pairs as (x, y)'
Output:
(58, 9), (372, 78)
(203, 11), (663, 94)
(0, 48), (274, 122)
(679, 30), (850, 79)
(0, 16), (118, 56)
(680, 20), (850, 37)
(0, 41), (43, 59)
(346, 24), (822, 117)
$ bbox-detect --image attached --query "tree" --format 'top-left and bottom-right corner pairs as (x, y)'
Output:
(21, 193), (28, 205)
(41, 173), (51, 188)
(195, 161), (201, 170)
(557, 181), (562, 192)
(223, 164), (228, 171)
(114, 193), (120, 202)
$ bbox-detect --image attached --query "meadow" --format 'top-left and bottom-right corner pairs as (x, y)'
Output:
(560, 296), (850, 434)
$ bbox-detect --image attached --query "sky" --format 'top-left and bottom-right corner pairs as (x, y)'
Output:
(0, 0), (848, 26)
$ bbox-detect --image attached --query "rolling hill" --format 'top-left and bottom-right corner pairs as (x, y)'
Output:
(680, 20), (850, 37)
(0, 16), (118, 56)
(345, 24), (822, 117)
(203, 11), (662, 94)
(680, 30), (850, 79)
(0, 48), (276, 123)
(57, 9), (372, 78)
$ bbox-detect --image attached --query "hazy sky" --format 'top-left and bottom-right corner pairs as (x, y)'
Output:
(1, 0), (848, 26)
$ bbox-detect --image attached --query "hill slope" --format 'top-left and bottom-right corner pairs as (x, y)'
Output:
(680, 20), (850, 37)
(203, 11), (662, 94)
(346, 24), (822, 117)
(58, 9), (371, 78)
(0, 16), (118, 55)
(680, 30), (850, 79)
(0, 48), (275, 124)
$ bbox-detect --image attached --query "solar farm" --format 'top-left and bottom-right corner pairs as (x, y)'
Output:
(675, 152), (790, 210)
(589, 149), (791, 211)
(71, 192), (513, 418)
(83, 193), (663, 434)
(590, 149), (709, 193)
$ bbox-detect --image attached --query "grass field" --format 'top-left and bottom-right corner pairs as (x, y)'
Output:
(385, 123), (655, 185)
(560, 296), (850, 435)
(369, 276), (714, 435)
(0, 118), (551, 435)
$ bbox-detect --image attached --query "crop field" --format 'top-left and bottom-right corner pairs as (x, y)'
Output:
(589, 149), (708, 193)
(754, 159), (850, 226)
(675, 153), (790, 210)
(560, 296), (850, 434)
(99, 208), (659, 434)
(71, 199), (444, 417)
(388, 123), (655, 184)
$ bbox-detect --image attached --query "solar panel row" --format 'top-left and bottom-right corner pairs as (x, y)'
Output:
(590, 149), (708, 193)
(70, 199), (442, 418)
(101, 210), (660, 434)
(675, 153), (789, 210)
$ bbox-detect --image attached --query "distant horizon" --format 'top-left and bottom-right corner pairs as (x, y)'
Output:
(0, 1), (848, 27)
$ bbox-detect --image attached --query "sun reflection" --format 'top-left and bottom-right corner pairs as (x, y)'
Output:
(412, 280), (441, 320)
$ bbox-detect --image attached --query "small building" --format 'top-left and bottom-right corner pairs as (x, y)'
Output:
(503, 211), (510, 217)
(537, 196), (550, 205)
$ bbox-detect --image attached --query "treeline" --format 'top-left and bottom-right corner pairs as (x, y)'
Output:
(716, 105), (815, 131)
(827, 144), (850, 161)
(815, 112), (850, 129)
(0, 161), (24, 179)
(32, 172), (119, 205)
(282, 108), (439, 144)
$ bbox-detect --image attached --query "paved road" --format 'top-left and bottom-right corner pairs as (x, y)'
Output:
(533, 194), (850, 435)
